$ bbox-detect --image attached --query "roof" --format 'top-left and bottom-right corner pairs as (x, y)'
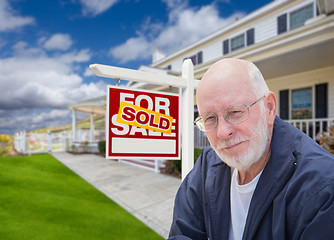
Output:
(68, 95), (106, 115)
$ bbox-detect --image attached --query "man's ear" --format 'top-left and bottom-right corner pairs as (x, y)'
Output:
(266, 91), (277, 125)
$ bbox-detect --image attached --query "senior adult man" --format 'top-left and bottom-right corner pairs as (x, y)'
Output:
(168, 58), (334, 240)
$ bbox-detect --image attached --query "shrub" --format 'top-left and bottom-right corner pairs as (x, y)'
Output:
(194, 148), (203, 163)
(98, 140), (106, 153)
(164, 148), (203, 178)
(319, 124), (334, 155)
(0, 134), (10, 143)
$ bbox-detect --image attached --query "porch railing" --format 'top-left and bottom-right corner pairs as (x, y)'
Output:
(193, 118), (334, 149)
(287, 118), (334, 140)
(73, 128), (105, 143)
(194, 126), (210, 149)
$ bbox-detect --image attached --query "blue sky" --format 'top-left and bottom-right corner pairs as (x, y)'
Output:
(0, 0), (272, 135)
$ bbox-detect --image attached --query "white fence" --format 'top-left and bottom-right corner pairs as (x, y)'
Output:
(287, 118), (334, 140)
(14, 131), (72, 154)
(14, 129), (107, 155)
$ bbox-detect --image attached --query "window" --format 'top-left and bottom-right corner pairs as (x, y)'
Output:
(277, 13), (287, 34)
(315, 83), (328, 118)
(186, 55), (196, 65)
(290, 4), (313, 29)
(185, 51), (203, 66)
(231, 34), (245, 51)
(223, 39), (229, 55)
(279, 90), (289, 120)
(222, 28), (255, 54)
(291, 88), (312, 119)
(280, 84), (328, 120)
(246, 28), (255, 46)
(197, 51), (203, 65)
(277, 4), (314, 34)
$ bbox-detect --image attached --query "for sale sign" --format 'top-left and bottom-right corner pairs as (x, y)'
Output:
(106, 86), (180, 159)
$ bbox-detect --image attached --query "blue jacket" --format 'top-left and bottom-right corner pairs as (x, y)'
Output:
(169, 117), (334, 240)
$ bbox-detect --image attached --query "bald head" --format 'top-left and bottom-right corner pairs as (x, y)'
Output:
(198, 58), (268, 101)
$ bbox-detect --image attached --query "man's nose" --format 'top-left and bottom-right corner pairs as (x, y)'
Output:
(216, 115), (235, 140)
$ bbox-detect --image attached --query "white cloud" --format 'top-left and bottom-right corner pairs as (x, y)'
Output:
(110, 36), (151, 63)
(79, 0), (119, 16)
(0, 41), (107, 134)
(84, 67), (94, 77)
(0, 0), (34, 32)
(0, 42), (105, 111)
(41, 33), (73, 51)
(110, 2), (245, 63)
(31, 109), (71, 125)
(0, 109), (74, 134)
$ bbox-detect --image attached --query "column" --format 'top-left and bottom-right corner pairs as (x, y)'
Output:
(72, 110), (77, 142)
(90, 114), (95, 142)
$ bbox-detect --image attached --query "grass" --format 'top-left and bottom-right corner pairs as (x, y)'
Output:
(0, 154), (163, 240)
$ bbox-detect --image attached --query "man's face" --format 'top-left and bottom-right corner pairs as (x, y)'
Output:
(197, 79), (270, 171)
(209, 104), (269, 171)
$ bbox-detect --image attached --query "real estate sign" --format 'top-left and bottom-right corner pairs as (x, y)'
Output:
(106, 85), (180, 159)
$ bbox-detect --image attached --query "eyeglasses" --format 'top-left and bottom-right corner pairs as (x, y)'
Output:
(194, 96), (265, 132)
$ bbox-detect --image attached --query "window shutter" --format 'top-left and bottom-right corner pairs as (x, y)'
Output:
(277, 14), (287, 34)
(223, 39), (229, 55)
(197, 51), (203, 65)
(315, 83), (328, 118)
(280, 90), (289, 120)
(246, 28), (255, 46)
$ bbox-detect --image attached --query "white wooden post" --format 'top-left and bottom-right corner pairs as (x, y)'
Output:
(47, 131), (52, 153)
(62, 131), (67, 151)
(72, 110), (77, 142)
(90, 114), (94, 143)
(155, 160), (160, 173)
(181, 60), (195, 180)
(21, 131), (26, 154)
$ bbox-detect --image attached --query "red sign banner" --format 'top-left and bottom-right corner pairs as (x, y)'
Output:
(106, 86), (180, 159)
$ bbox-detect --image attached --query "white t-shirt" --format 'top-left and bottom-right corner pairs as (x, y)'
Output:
(228, 168), (263, 240)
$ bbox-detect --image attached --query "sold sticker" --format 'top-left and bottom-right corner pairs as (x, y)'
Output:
(116, 101), (173, 135)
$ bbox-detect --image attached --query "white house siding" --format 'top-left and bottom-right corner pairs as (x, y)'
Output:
(158, 0), (318, 74)
(254, 14), (278, 43)
(267, 66), (334, 118)
(201, 41), (222, 65)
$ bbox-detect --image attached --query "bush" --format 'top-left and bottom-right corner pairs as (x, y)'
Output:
(0, 134), (10, 143)
(194, 148), (202, 163)
(98, 140), (106, 153)
(319, 124), (334, 155)
(164, 148), (203, 178)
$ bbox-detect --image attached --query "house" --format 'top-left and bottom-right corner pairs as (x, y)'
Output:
(148, 0), (334, 139)
(70, 0), (334, 148)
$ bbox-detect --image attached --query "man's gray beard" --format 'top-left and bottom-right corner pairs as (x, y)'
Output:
(212, 111), (268, 171)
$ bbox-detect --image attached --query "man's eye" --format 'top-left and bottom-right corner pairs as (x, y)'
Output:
(204, 115), (216, 124)
(228, 110), (244, 118)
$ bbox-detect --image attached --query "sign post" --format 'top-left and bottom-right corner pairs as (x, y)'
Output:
(90, 59), (200, 180)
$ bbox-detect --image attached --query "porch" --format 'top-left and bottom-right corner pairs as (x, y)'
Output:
(193, 117), (334, 149)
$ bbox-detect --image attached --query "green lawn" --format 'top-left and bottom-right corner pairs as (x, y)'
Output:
(0, 154), (163, 240)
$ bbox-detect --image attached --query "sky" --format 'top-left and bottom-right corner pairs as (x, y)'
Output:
(0, 0), (272, 135)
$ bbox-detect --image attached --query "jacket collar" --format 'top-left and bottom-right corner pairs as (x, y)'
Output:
(243, 116), (298, 239)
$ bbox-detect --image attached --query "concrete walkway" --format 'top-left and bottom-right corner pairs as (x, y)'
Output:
(52, 152), (181, 239)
